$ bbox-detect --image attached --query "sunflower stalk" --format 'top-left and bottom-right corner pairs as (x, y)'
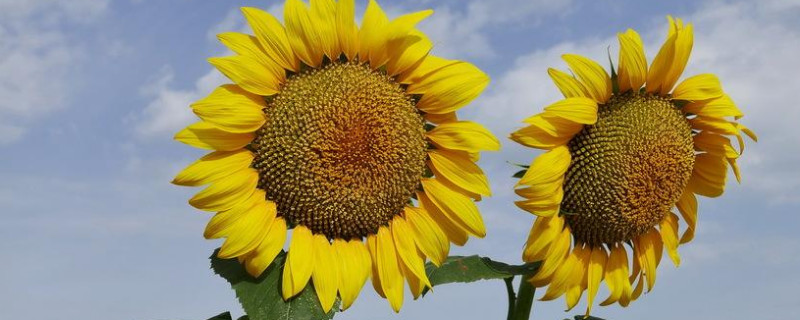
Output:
(510, 275), (536, 320)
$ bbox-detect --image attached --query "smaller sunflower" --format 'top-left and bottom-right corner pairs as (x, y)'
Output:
(173, 0), (498, 313)
(511, 16), (757, 315)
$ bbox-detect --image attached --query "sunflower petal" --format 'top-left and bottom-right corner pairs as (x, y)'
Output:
(336, 239), (370, 310)
(243, 217), (287, 277)
(539, 243), (579, 301)
(376, 226), (404, 312)
(510, 117), (583, 150)
(204, 190), (262, 239)
(518, 145), (571, 187)
(175, 122), (254, 151)
(284, 0), (324, 67)
(282, 226), (314, 299)
(335, 0), (358, 60)
(408, 61), (489, 114)
(368, 10), (432, 69)
(421, 178), (486, 237)
(542, 97), (598, 124)
(694, 132), (739, 159)
(529, 224), (571, 287)
(690, 116), (740, 136)
(241, 7), (299, 71)
(189, 168), (258, 212)
(173, 149), (254, 186)
(386, 31), (433, 76)
(208, 56), (283, 96)
(522, 216), (563, 262)
(683, 94), (743, 119)
(617, 29), (647, 92)
(547, 68), (587, 98)
(427, 121), (500, 152)
(562, 54), (612, 103)
(311, 234), (338, 312)
(357, 0), (389, 62)
(661, 18), (693, 95)
(309, 0), (339, 59)
(392, 217), (431, 290)
(672, 74), (724, 102)
(218, 198), (276, 259)
(585, 246), (608, 316)
(688, 153), (728, 197)
(676, 189), (698, 244)
(427, 149), (490, 196)
(191, 85), (266, 133)
(660, 212), (681, 266)
(404, 207), (449, 266)
(417, 191), (469, 246)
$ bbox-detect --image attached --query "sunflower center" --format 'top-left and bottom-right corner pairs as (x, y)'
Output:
(250, 62), (427, 240)
(561, 93), (694, 245)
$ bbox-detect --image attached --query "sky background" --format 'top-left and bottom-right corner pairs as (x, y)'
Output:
(1, 0), (799, 319)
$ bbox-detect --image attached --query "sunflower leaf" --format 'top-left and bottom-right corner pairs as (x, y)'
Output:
(210, 249), (339, 320)
(422, 255), (540, 296)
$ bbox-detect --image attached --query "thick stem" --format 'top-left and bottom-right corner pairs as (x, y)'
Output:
(504, 277), (516, 320)
(510, 275), (536, 320)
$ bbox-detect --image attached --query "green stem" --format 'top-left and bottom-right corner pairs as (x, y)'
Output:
(510, 275), (536, 320)
(504, 277), (516, 320)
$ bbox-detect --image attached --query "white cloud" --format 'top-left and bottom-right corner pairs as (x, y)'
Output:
(134, 67), (226, 139)
(0, 0), (109, 145)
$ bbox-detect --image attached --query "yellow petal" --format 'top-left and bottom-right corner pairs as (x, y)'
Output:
(634, 229), (662, 292)
(218, 198), (276, 258)
(529, 225), (571, 287)
(376, 226), (404, 312)
(671, 74), (724, 101)
(661, 19), (694, 95)
(336, 239), (370, 310)
(676, 189), (698, 244)
(585, 246), (608, 316)
(204, 189), (263, 239)
(311, 234), (338, 313)
(424, 111), (458, 125)
(660, 212), (681, 266)
(282, 226), (314, 299)
(417, 191), (468, 246)
(391, 217), (431, 291)
(208, 56), (283, 96)
(357, 0), (389, 63)
(335, 0), (358, 60)
(421, 178), (486, 237)
(600, 244), (630, 306)
(427, 121), (500, 152)
(191, 85), (266, 133)
(688, 153), (728, 197)
(693, 132), (739, 159)
(309, 0), (339, 60)
(399, 248), (427, 299)
(189, 168), (258, 212)
(427, 149), (490, 196)
(404, 206), (449, 266)
(284, 0), (324, 67)
(690, 116), (740, 136)
(366, 235), (385, 298)
(518, 145), (571, 187)
(368, 9), (432, 69)
(386, 31), (433, 76)
(539, 243), (579, 301)
(175, 122), (254, 151)
(542, 97), (598, 124)
(244, 217), (287, 277)
(522, 216), (563, 262)
(510, 116), (583, 150)
(408, 61), (489, 114)
(547, 68), (587, 98)
(217, 32), (272, 67)
(683, 94), (743, 119)
(173, 149), (254, 186)
(617, 29), (647, 93)
(398, 55), (458, 85)
(241, 7), (300, 71)
(646, 18), (678, 94)
(562, 54), (611, 103)
(565, 245), (590, 311)
(514, 188), (563, 217)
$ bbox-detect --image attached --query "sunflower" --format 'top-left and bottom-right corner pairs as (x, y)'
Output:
(511, 16), (757, 315)
(172, 0), (497, 313)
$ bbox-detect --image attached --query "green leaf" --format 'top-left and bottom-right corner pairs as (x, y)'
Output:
(207, 312), (233, 320)
(423, 256), (539, 295)
(210, 249), (339, 320)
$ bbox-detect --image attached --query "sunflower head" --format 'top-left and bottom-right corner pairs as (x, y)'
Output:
(173, 0), (499, 313)
(511, 16), (757, 315)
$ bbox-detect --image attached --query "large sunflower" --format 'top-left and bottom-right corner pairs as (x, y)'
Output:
(511, 17), (756, 315)
(173, 0), (498, 313)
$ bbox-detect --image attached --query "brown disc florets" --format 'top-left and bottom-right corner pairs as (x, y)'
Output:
(250, 62), (427, 239)
(562, 93), (695, 245)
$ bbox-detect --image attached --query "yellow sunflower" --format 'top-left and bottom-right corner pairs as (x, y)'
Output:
(172, 0), (498, 313)
(511, 16), (757, 315)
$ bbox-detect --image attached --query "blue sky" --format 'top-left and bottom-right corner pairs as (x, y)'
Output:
(1, 0), (799, 319)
